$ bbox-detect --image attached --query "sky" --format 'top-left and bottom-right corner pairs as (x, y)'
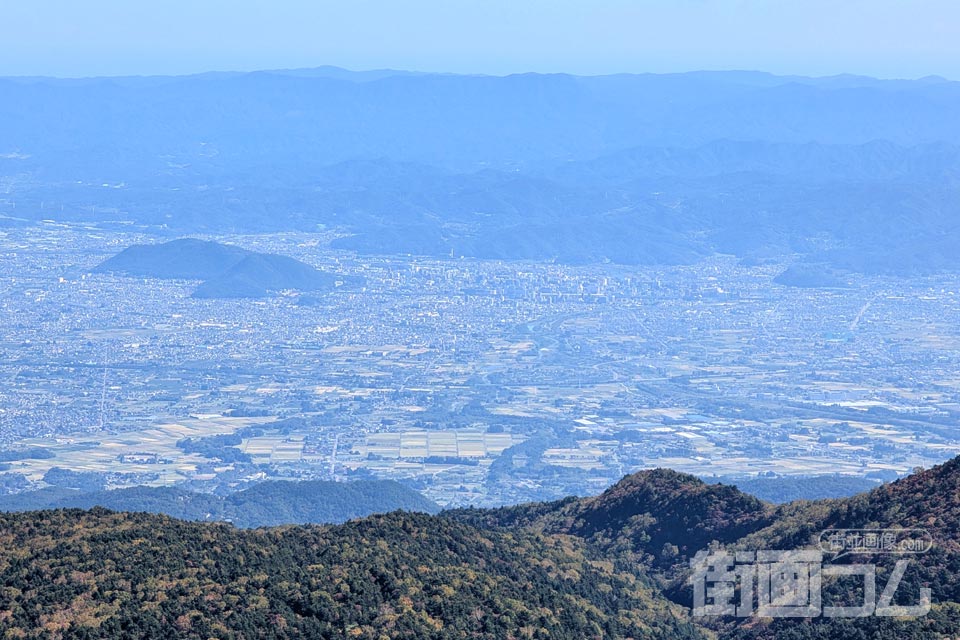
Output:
(1, 0), (958, 79)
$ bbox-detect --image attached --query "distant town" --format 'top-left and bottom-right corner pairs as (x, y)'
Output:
(2, 222), (959, 507)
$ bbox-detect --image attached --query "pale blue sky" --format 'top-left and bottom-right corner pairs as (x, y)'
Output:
(1, 0), (958, 78)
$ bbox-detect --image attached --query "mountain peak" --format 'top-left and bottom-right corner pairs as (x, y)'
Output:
(96, 239), (360, 298)
(94, 238), (251, 281)
(563, 469), (773, 559)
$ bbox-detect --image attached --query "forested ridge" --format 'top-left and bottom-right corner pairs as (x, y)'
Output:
(451, 459), (960, 639)
(0, 509), (701, 639)
(5, 458), (960, 638)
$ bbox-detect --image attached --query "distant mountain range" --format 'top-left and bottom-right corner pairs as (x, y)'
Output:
(4, 457), (960, 637)
(95, 238), (363, 298)
(0, 478), (439, 527)
(4, 69), (960, 275)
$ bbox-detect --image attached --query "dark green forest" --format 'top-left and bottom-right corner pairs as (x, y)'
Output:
(0, 509), (700, 639)
(5, 457), (960, 638)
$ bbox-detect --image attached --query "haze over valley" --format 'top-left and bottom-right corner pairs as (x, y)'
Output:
(3, 69), (960, 509)
(3, 29), (960, 636)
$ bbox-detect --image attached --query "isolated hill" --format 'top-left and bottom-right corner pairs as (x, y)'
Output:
(94, 238), (251, 280)
(191, 254), (344, 299)
(773, 264), (851, 288)
(95, 238), (359, 298)
(0, 479), (439, 527)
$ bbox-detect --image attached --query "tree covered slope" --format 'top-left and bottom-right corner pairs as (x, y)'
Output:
(0, 509), (703, 639)
(5, 459), (960, 638)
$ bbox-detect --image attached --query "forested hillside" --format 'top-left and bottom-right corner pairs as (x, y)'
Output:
(4, 459), (960, 638)
(0, 509), (702, 639)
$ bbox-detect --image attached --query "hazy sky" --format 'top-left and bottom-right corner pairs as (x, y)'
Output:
(1, 0), (958, 79)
